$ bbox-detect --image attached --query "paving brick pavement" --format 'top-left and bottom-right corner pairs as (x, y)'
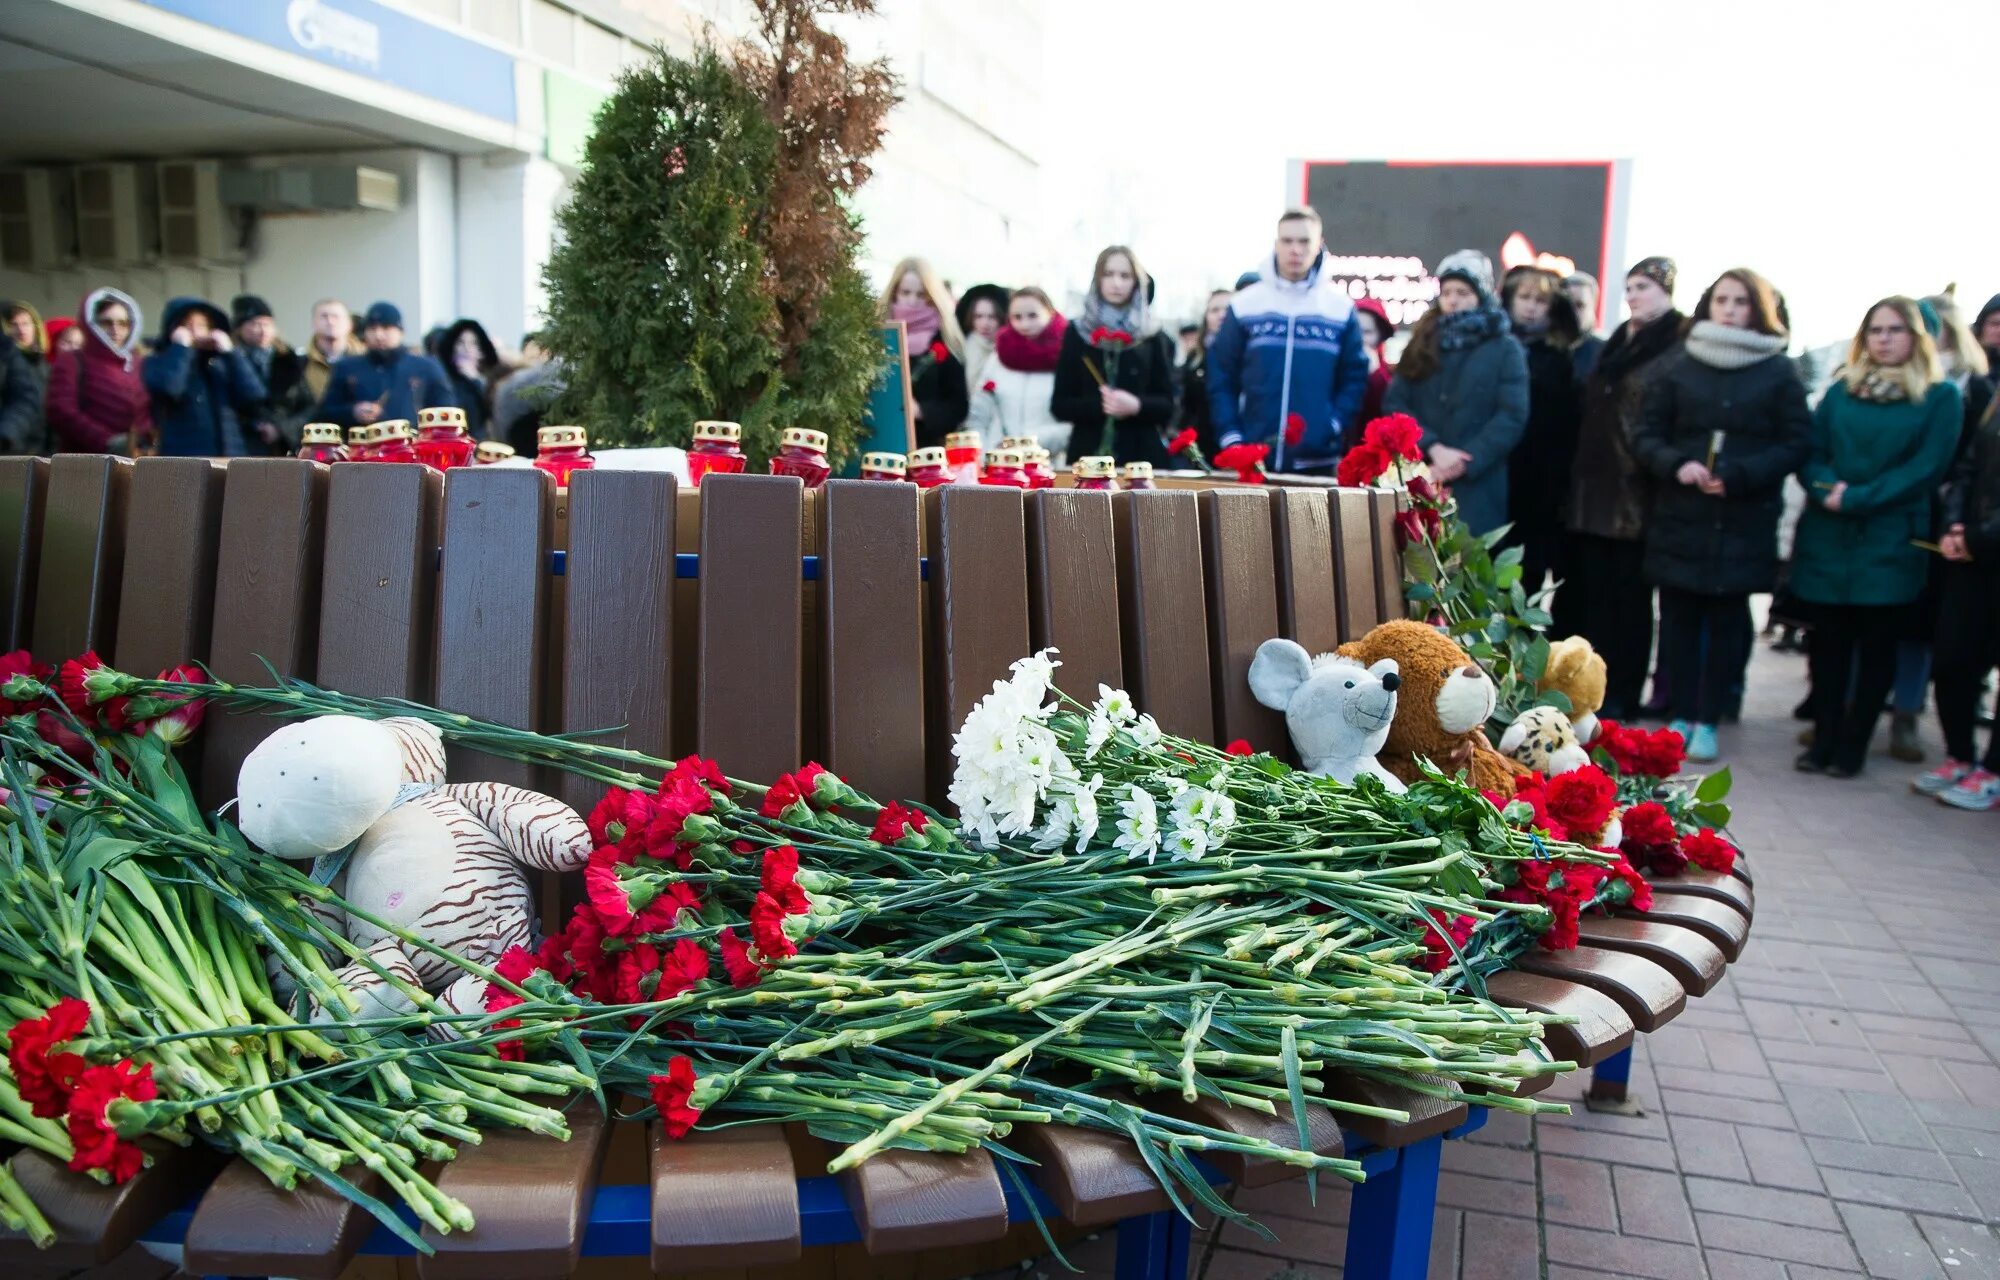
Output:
(978, 642), (2000, 1279)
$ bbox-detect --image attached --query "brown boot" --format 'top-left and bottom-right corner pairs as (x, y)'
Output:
(1888, 713), (1925, 764)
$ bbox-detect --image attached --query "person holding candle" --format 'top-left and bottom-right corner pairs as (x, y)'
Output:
(1791, 296), (1961, 779)
(1052, 244), (1176, 468)
(967, 287), (1068, 456)
(1629, 267), (1809, 764)
(880, 257), (967, 448)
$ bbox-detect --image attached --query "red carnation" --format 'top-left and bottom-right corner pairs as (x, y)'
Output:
(649, 1056), (702, 1139)
(1167, 427), (1198, 457)
(1213, 442), (1269, 483)
(761, 844), (809, 915)
(792, 762), (837, 806)
(55, 652), (131, 732)
(869, 801), (929, 845)
(669, 755), (729, 794)
(584, 842), (639, 931)
(982, 379), (996, 393)
(7, 997), (91, 1118)
(135, 664), (207, 746)
(750, 892), (798, 961)
(1225, 739), (1254, 757)
(1603, 852), (1654, 912)
(588, 787), (646, 848)
(1544, 766), (1616, 840)
(1418, 909), (1476, 973)
(718, 927), (763, 987)
(534, 931), (575, 984)
(1337, 443), (1392, 488)
(0, 649), (51, 715)
(1363, 413), (1424, 462)
(760, 772), (803, 819)
(66, 1059), (156, 1183)
(1680, 828), (1736, 874)
(1619, 801), (1676, 851)
(929, 341), (949, 364)
(1090, 325), (1110, 344)
(658, 938), (710, 1000)
(1284, 413), (1306, 447)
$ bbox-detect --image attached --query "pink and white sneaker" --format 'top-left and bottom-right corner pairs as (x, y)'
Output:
(1914, 760), (1973, 796)
(1940, 768), (2000, 812)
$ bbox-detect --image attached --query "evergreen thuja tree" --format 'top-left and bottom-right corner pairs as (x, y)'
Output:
(541, 47), (783, 451)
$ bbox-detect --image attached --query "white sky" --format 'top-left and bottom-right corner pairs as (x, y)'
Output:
(1036, 0), (2000, 348)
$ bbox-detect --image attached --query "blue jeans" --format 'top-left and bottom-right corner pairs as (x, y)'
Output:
(1892, 640), (1931, 715)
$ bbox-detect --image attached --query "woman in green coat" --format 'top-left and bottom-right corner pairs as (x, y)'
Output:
(1791, 296), (1962, 777)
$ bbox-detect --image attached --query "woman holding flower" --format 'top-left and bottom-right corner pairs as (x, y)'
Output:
(1051, 245), (1176, 467)
(880, 257), (968, 448)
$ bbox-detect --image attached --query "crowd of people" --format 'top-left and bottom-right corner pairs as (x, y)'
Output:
(2, 204), (1995, 810)
(0, 292), (557, 461)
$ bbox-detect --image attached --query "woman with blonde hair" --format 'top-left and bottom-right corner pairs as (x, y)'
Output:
(1631, 267), (1810, 763)
(1051, 244), (1177, 465)
(880, 256), (968, 447)
(1790, 296), (1961, 777)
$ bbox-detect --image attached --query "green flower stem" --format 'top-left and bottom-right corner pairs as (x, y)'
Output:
(0, 1159), (56, 1249)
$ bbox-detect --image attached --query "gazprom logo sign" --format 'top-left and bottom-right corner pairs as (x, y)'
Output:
(286, 0), (382, 71)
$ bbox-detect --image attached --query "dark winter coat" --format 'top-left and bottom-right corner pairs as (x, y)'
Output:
(1381, 312), (1529, 535)
(910, 343), (969, 449)
(1943, 392), (2000, 565)
(1509, 335), (1583, 535)
(1566, 311), (1684, 542)
(1178, 352), (1218, 459)
(1629, 335), (1812, 596)
(1052, 327), (1176, 466)
(1791, 380), (1962, 606)
(0, 341), (36, 452)
(493, 359), (568, 458)
(1571, 333), (1605, 382)
(437, 319), (504, 440)
(142, 298), (268, 458)
(241, 340), (315, 452)
(46, 288), (150, 453)
(316, 346), (457, 427)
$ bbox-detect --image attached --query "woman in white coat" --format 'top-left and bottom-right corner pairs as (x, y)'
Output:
(968, 288), (1070, 456)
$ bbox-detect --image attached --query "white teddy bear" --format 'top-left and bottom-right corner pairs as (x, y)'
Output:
(236, 715), (593, 1027)
(1248, 638), (1406, 793)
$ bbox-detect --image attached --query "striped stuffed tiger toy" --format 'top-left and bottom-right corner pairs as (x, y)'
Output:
(237, 714), (592, 1033)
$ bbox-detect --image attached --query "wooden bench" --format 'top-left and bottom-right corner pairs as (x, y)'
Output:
(0, 455), (1749, 1279)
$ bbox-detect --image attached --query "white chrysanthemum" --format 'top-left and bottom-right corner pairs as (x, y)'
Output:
(1165, 819), (1208, 862)
(1068, 774), (1104, 851)
(1009, 649), (1061, 700)
(1032, 795), (1077, 851)
(1128, 714), (1163, 749)
(1113, 785), (1160, 864)
(1082, 711), (1114, 760)
(1093, 684), (1137, 725)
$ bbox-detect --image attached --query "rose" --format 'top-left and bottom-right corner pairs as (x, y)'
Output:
(1167, 427), (1198, 456)
(1284, 413), (1306, 447)
(929, 341), (950, 363)
(1213, 442), (1269, 483)
(1336, 443), (1393, 488)
(1363, 413), (1424, 462)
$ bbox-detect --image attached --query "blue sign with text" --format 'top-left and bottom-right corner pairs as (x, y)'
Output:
(139, 0), (517, 124)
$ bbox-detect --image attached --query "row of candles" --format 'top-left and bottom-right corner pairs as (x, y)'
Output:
(297, 408), (596, 485)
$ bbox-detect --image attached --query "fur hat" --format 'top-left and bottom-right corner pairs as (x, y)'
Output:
(1435, 250), (1495, 303)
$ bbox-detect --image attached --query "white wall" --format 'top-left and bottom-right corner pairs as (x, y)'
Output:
(454, 152), (570, 346)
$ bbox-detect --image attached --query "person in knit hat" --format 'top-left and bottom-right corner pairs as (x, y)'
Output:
(314, 300), (456, 427)
(1382, 248), (1528, 533)
(1973, 292), (2000, 370)
(231, 293), (313, 453)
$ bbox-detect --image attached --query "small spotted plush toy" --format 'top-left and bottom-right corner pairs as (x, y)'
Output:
(1497, 705), (1590, 776)
(236, 715), (593, 1030)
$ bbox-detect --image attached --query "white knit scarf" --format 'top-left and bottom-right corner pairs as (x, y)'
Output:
(1683, 320), (1787, 370)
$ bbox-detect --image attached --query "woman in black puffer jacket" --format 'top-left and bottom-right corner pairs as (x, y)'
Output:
(1922, 394), (2000, 806)
(1630, 267), (1811, 763)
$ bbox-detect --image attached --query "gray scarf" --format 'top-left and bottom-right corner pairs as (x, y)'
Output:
(1684, 320), (1787, 370)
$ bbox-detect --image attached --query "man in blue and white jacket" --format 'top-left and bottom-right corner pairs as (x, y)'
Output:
(1207, 208), (1371, 472)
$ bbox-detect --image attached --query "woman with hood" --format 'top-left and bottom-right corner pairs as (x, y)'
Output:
(955, 283), (1009, 401)
(142, 296), (268, 457)
(966, 287), (1069, 455)
(880, 257), (968, 449)
(46, 288), (150, 454)
(438, 318), (508, 440)
(1052, 244), (1176, 466)
(1630, 267), (1811, 764)
(1383, 249), (1529, 535)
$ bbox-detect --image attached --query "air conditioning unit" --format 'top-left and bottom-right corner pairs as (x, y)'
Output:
(0, 168), (69, 269)
(73, 163), (151, 264)
(217, 164), (401, 214)
(157, 159), (243, 263)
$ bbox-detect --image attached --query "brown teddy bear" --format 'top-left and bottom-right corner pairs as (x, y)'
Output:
(1537, 636), (1608, 744)
(1337, 619), (1528, 793)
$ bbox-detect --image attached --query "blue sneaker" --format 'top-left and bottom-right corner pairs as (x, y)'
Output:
(1687, 723), (1721, 763)
(1668, 719), (1692, 742)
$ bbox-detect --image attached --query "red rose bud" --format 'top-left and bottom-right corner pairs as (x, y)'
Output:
(982, 379), (996, 393)
(1284, 413), (1306, 446)
(1224, 739), (1254, 756)
(929, 341), (949, 363)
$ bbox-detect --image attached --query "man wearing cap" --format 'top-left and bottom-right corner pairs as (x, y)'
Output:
(315, 301), (456, 427)
(232, 294), (313, 454)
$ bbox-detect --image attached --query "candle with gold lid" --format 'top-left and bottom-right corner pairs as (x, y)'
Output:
(860, 451), (908, 481)
(1072, 455), (1116, 491)
(1120, 461), (1156, 490)
(1020, 445), (1055, 489)
(372, 420), (418, 464)
(297, 423), (347, 464)
(907, 446), (951, 489)
(414, 406), (474, 470)
(474, 440), (516, 465)
(533, 425), (594, 486)
(688, 419), (747, 486)
(767, 426), (831, 488)
(980, 448), (1028, 489)
(347, 423), (380, 461)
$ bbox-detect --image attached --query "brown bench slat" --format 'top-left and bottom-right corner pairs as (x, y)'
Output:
(838, 1148), (1009, 1255)
(317, 461), (442, 702)
(821, 479), (924, 803)
(1630, 895), (1748, 962)
(1027, 489), (1123, 700)
(924, 485), (1029, 806)
(1160, 1095), (1346, 1188)
(31, 453), (130, 662)
(1323, 1072), (1468, 1149)
(0, 1141), (222, 1269)
(1008, 1123), (1170, 1226)
(650, 1123), (800, 1271)
(1483, 969), (1635, 1067)
(1114, 489), (1214, 742)
(1331, 488), (1379, 640)
(560, 468), (675, 815)
(199, 459), (327, 809)
(182, 1159), (379, 1279)
(695, 473), (804, 785)
(437, 466), (552, 790)
(1368, 489), (1405, 625)
(1200, 487), (1287, 755)
(1648, 869), (1753, 918)
(1576, 915), (1726, 996)
(1514, 945), (1688, 1033)
(418, 1100), (612, 1279)
(113, 458), (223, 676)
(0, 455), (48, 651)
(1269, 486), (1341, 656)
